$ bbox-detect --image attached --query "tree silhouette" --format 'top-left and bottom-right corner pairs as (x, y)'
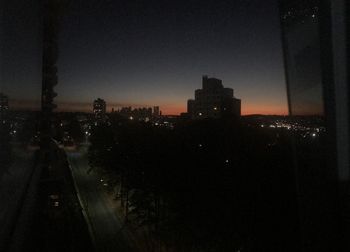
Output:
(88, 117), (299, 251)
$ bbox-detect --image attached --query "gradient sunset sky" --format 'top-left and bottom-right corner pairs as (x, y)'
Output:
(1, 0), (288, 115)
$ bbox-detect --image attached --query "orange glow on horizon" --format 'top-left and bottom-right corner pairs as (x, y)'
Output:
(145, 103), (288, 116)
(241, 104), (288, 116)
(9, 99), (288, 116)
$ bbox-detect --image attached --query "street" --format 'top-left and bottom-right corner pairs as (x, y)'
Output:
(67, 147), (138, 252)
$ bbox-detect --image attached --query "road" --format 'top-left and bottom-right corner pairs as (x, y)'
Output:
(67, 148), (137, 252)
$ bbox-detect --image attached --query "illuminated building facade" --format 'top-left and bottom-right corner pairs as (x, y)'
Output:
(187, 76), (241, 119)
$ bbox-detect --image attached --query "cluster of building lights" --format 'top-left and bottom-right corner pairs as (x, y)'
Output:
(282, 5), (318, 23)
(260, 119), (325, 138)
(153, 121), (174, 129)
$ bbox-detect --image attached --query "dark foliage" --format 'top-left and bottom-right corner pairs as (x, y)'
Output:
(88, 117), (300, 251)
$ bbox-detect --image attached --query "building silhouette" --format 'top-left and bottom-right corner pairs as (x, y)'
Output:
(153, 106), (160, 117)
(0, 93), (9, 113)
(0, 93), (9, 125)
(279, 0), (348, 251)
(93, 98), (106, 120)
(187, 76), (241, 119)
(118, 106), (158, 122)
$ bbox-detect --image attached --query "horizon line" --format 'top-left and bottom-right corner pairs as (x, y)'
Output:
(10, 108), (322, 117)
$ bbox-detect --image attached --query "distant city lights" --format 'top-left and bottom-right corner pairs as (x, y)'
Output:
(250, 117), (325, 139)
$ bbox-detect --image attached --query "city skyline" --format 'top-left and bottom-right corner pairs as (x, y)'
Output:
(2, 72), (288, 115)
(1, 1), (347, 251)
(1, 0), (289, 116)
(2, 83), (288, 116)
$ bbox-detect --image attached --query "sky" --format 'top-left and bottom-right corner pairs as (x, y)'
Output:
(1, 0), (289, 115)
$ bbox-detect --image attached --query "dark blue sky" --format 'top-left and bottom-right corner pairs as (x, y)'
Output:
(1, 0), (288, 114)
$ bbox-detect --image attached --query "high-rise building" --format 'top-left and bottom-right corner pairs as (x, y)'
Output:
(0, 93), (9, 125)
(279, 0), (348, 251)
(153, 106), (160, 117)
(280, 0), (323, 116)
(93, 98), (106, 120)
(0, 93), (9, 113)
(187, 76), (241, 119)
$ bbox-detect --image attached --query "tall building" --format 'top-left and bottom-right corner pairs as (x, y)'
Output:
(187, 76), (241, 119)
(0, 93), (9, 113)
(279, 0), (348, 251)
(93, 98), (106, 120)
(153, 106), (160, 117)
(280, 1), (323, 116)
(0, 93), (9, 125)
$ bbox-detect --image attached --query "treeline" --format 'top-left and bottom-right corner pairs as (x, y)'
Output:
(88, 115), (299, 252)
